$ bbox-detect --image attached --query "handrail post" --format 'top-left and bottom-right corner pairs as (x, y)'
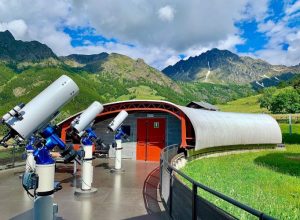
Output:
(12, 145), (16, 168)
(159, 157), (162, 196)
(192, 183), (197, 220)
(169, 168), (173, 217)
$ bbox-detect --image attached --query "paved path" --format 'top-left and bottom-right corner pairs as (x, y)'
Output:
(0, 158), (169, 220)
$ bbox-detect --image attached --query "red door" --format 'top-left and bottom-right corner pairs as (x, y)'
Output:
(136, 118), (166, 161)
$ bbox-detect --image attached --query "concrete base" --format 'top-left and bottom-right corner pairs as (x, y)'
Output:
(110, 168), (125, 173)
(74, 187), (98, 197)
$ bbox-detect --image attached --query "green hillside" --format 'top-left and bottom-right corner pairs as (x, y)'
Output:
(217, 94), (265, 113)
(0, 58), (255, 122)
(218, 85), (300, 114)
(0, 30), (260, 125)
(0, 67), (184, 119)
(180, 81), (253, 104)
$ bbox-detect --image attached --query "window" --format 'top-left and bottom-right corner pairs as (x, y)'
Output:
(121, 125), (131, 136)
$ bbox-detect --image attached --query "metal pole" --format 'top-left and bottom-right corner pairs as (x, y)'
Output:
(192, 183), (197, 220)
(159, 157), (162, 196)
(115, 140), (122, 170)
(289, 114), (292, 135)
(73, 160), (77, 175)
(12, 144), (16, 168)
(169, 169), (173, 217)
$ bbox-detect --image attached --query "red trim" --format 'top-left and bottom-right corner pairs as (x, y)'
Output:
(180, 112), (188, 147)
(59, 101), (192, 148)
(61, 122), (68, 143)
(97, 108), (181, 120)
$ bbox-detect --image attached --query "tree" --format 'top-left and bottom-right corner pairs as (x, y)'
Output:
(293, 77), (300, 93)
(258, 87), (276, 110)
(269, 89), (300, 114)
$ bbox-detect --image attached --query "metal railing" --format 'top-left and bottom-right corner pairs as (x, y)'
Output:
(0, 145), (24, 170)
(160, 145), (276, 220)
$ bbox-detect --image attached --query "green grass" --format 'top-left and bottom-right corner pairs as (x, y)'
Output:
(180, 81), (254, 105)
(217, 87), (299, 114)
(115, 85), (165, 101)
(182, 145), (300, 219)
(280, 123), (300, 144)
(0, 147), (24, 165)
(181, 123), (300, 219)
(217, 94), (267, 113)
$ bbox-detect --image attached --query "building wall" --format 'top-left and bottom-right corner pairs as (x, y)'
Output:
(93, 112), (181, 160)
(59, 100), (282, 156)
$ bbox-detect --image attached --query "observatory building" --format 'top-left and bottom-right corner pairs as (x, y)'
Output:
(58, 100), (282, 162)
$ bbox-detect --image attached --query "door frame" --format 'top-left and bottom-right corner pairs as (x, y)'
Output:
(136, 117), (166, 161)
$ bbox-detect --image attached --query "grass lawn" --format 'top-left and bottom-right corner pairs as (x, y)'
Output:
(0, 146), (24, 166)
(181, 122), (300, 219)
(114, 85), (165, 101)
(182, 145), (300, 219)
(280, 123), (300, 144)
(217, 94), (266, 113)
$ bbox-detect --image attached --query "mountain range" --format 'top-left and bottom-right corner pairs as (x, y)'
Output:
(0, 30), (57, 62)
(0, 30), (256, 119)
(1, 30), (299, 87)
(0, 30), (299, 117)
(163, 48), (300, 85)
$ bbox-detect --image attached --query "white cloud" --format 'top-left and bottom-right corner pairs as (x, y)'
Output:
(0, 19), (28, 39)
(285, 1), (300, 15)
(72, 0), (257, 51)
(158, 5), (175, 22)
(253, 1), (300, 66)
(0, 0), (72, 53)
(67, 0), (269, 68)
(5, 0), (299, 69)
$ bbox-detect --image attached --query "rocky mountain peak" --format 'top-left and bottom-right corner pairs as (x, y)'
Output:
(0, 30), (57, 62)
(162, 48), (298, 84)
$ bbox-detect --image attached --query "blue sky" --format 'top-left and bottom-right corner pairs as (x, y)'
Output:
(0, 0), (299, 69)
(235, 21), (269, 53)
(235, 0), (294, 53)
(63, 27), (117, 47)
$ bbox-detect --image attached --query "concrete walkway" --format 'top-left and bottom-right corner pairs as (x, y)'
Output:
(0, 158), (169, 220)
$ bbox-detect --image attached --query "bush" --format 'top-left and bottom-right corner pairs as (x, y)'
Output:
(270, 89), (300, 114)
(259, 87), (300, 114)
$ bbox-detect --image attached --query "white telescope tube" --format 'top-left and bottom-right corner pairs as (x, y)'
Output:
(107, 110), (128, 132)
(3, 75), (79, 139)
(72, 101), (103, 194)
(71, 101), (103, 136)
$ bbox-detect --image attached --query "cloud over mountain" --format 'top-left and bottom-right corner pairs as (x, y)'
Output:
(0, 0), (298, 69)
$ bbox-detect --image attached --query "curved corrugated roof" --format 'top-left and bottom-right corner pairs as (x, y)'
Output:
(59, 100), (282, 151)
(178, 106), (282, 150)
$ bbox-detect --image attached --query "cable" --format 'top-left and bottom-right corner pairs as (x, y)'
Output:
(81, 177), (92, 189)
(22, 181), (35, 198)
(26, 191), (34, 201)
